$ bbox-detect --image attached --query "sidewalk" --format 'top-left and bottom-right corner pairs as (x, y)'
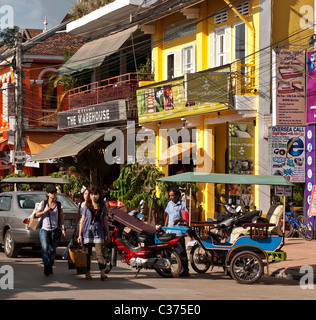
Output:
(268, 238), (316, 282)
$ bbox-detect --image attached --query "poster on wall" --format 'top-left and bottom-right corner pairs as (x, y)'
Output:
(274, 49), (305, 126)
(306, 50), (316, 124)
(270, 126), (305, 182)
(227, 122), (255, 207)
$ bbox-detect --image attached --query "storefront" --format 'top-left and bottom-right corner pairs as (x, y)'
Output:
(137, 67), (257, 221)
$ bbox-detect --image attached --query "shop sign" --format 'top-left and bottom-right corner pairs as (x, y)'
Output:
(308, 185), (316, 216)
(58, 100), (126, 130)
(227, 122), (255, 207)
(137, 68), (231, 124)
(305, 125), (315, 229)
(306, 50), (316, 124)
(269, 126), (305, 183)
(184, 71), (232, 104)
(228, 122), (255, 173)
(273, 49), (305, 126)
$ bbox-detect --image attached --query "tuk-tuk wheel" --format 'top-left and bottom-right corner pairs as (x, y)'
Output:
(190, 244), (211, 273)
(229, 251), (263, 284)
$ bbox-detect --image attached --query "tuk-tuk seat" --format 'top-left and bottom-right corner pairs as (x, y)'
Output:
(229, 205), (283, 243)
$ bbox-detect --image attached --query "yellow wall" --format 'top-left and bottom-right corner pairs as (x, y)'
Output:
(272, 0), (314, 49)
(150, 0), (260, 221)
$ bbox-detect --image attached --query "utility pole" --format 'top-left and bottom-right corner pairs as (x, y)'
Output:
(14, 31), (23, 173)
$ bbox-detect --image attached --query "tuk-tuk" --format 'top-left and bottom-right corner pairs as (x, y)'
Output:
(158, 172), (292, 284)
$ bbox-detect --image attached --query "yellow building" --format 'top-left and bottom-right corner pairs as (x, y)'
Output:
(137, 0), (315, 221)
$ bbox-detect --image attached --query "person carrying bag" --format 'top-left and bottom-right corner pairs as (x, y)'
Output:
(35, 186), (66, 276)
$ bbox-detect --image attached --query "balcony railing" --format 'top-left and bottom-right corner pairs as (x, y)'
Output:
(231, 59), (256, 95)
(67, 72), (154, 110)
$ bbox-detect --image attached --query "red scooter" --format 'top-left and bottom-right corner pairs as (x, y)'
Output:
(104, 207), (184, 278)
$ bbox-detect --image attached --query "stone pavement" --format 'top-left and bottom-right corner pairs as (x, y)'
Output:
(268, 238), (316, 282)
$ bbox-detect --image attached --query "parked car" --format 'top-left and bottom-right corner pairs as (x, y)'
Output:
(0, 191), (79, 258)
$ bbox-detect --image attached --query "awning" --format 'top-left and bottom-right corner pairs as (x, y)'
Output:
(158, 142), (196, 166)
(59, 26), (138, 75)
(26, 132), (64, 155)
(29, 128), (110, 162)
(1, 176), (70, 185)
(158, 172), (293, 186)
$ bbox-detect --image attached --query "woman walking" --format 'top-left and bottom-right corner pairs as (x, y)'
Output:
(35, 185), (66, 276)
(77, 186), (110, 280)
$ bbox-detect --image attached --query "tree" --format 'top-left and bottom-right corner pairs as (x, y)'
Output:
(71, 0), (116, 20)
(0, 26), (19, 48)
(51, 166), (89, 196)
(56, 140), (113, 188)
(46, 49), (77, 112)
(110, 163), (198, 226)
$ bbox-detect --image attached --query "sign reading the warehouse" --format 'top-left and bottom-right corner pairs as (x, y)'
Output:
(58, 100), (126, 129)
(137, 68), (230, 124)
(273, 49), (305, 126)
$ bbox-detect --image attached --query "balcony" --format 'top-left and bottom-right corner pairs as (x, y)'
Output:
(67, 72), (154, 111)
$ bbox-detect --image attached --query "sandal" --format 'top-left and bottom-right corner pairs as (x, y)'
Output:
(100, 274), (108, 281)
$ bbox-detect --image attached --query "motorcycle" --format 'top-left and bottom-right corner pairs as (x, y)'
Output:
(214, 198), (262, 241)
(214, 209), (262, 241)
(104, 207), (185, 278)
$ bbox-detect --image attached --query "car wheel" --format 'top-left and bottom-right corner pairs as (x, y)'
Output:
(4, 230), (19, 258)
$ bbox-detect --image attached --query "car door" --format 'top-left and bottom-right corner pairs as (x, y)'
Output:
(0, 194), (12, 242)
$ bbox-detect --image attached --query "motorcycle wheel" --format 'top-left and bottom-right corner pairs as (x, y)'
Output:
(154, 250), (181, 278)
(229, 251), (263, 284)
(190, 244), (211, 273)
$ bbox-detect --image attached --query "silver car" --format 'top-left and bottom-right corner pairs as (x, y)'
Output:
(0, 191), (79, 258)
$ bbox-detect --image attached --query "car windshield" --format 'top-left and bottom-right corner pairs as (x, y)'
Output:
(17, 194), (77, 210)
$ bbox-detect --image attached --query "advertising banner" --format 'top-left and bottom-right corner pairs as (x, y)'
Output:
(137, 68), (231, 124)
(227, 122), (255, 207)
(274, 49), (305, 126)
(270, 126), (305, 182)
(306, 50), (316, 124)
(185, 72), (232, 104)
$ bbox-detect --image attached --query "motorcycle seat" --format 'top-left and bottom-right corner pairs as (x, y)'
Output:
(137, 232), (176, 243)
(158, 233), (176, 242)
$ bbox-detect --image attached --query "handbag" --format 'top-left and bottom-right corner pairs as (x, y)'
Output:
(68, 247), (88, 274)
(28, 202), (44, 231)
(52, 227), (62, 240)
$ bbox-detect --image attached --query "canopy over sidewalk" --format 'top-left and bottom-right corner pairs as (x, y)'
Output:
(158, 172), (293, 186)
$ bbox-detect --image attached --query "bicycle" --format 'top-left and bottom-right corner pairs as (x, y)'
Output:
(282, 211), (314, 241)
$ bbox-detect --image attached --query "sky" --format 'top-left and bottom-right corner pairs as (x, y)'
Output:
(0, 0), (77, 31)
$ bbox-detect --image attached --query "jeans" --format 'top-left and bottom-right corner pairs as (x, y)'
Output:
(39, 229), (57, 267)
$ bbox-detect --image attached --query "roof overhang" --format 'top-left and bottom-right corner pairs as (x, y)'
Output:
(67, 0), (149, 38)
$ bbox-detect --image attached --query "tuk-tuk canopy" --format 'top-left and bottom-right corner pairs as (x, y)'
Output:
(158, 172), (293, 186)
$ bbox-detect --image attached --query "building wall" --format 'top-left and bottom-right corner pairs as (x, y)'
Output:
(144, 0), (261, 220)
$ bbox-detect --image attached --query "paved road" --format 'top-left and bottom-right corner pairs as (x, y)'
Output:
(0, 247), (315, 302)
